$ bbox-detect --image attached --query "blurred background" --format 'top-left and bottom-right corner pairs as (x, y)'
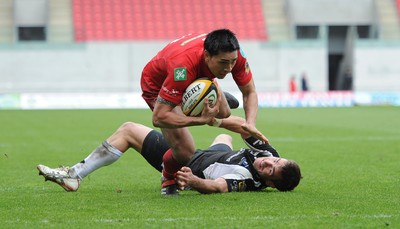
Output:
(0, 0), (399, 109)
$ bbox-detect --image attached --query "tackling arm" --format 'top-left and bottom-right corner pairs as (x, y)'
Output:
(238, 78), (258, 127)
(209, 115), (269, 144)
(176, 166), (228, 194)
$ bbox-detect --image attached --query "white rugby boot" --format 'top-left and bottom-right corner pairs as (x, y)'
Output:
(37, 164), (80, 192)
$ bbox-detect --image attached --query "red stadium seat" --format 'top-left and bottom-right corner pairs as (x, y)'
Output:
(72, 0), (268, 41)
(398, 0), (400, 15)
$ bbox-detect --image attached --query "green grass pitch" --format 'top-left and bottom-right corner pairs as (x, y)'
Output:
(0, 106), (399, 228)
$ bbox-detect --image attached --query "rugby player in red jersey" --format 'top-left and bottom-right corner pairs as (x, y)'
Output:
(140, 29), (268, 195)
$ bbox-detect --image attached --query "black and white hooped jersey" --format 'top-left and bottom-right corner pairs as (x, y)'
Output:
(187, 148), (267, 192)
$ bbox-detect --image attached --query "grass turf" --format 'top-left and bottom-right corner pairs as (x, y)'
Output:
(0, 106), (399, 228)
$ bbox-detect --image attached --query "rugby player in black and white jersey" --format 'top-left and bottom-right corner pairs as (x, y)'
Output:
(175, 115), (300, 193)
(37, 115), (301, 194)
(178, 144), (299, 193)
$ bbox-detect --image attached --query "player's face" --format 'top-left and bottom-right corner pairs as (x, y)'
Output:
(254, 157), (287, 181)
(205, 50), (238, 79)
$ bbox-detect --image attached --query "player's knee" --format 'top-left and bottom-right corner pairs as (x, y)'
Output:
(214, 134), (233, 146)
(119, 122), (140, 134)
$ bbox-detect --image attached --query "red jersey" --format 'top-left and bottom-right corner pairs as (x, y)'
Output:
(141, 33), (252, 107)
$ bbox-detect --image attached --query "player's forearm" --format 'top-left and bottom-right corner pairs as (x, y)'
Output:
(242, 91), (258, 126)
(153, 112), (210, 128)
(213, 116), (248, 137)
(188, 176), (228, 194)
(239, 80), (258, 126)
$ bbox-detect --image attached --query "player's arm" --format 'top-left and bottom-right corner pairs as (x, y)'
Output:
(239, 78), (258, 127)
(176, 167), (255, 193)
(152, 97), (219, 128)
(209, 115), (269, 144)
(237, 79), (269, 143)
(176, 167), (229, 194)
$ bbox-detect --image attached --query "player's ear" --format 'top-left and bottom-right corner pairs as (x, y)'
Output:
(204, 50), (211, 61)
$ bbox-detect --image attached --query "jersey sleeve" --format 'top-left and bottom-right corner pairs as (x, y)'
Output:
(222, 174), (258, 192)
(231, 48), (253, 86)
(158, 71), (187, 106)
(202, 162), (260, 192)
(220, 167), (258, 192)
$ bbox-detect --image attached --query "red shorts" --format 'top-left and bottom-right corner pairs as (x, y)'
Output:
(141, 65), (166, 111)
(141, 78), (157, 111)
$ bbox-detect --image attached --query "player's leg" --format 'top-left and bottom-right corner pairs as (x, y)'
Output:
(160, 126), (195, 195)
(140, 129), (170, 172)
(243, 136), (280, 157)
(38, 138), (123, 190)
(208, 134), (233, 151)
(37, 122), (157, 191)
(107, 122), (152, 153)
(107, 122), (169, 172)
(160, 127), (194, 179)
(161, 127), (195, 164)
(37, 123), (130, 191)
(223, 91), (239, 109)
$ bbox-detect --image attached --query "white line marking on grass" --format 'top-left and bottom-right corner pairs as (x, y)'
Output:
(95, 219), (131, 223)
(4, 214), (396, 225)
(272, 135), (400, 143)
(145, 214), (396, 223)
(0, 187), (16, 191)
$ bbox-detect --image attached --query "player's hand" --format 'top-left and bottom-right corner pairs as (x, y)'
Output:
(241, 123), (269, 144)
(200, 97), (220, 122)
(176, 166), (195, 190)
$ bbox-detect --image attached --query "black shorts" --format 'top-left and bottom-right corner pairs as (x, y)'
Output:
(141, 130), (170, 172)
(206, 143), (233, 152)
(141, 131), (232, 172)
(187, 143), (233, 172)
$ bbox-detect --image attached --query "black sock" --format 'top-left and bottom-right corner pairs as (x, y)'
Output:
(244, 136), (280, 157)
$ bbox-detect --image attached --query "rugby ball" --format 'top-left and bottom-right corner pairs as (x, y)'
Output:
(181, 79), (218, 116)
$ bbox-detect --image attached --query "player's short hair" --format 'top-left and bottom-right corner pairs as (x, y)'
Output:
(273, 160), (302, 192)
(204, 29), (240, 56)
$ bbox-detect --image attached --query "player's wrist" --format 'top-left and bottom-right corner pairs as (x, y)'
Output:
(211, 118), (222, 127)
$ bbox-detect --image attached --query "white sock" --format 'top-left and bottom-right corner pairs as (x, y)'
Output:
(69, 141), (122, 179)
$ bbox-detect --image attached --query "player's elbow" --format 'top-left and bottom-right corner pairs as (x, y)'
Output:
(216, 185), (229, 193)
(152, 114), (164, 127)
(213, 178), (229, 193)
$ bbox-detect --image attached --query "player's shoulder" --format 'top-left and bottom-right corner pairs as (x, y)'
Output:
(168, 32), (206, 49)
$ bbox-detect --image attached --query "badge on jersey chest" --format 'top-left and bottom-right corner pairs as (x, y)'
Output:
(174, 67), (187, 81)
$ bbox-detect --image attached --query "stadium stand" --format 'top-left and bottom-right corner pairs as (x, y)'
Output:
(375, 0), (400, 40)
(47, 0), (74, 43)
(0, 0), (13, 44)
(397, 0), (400, 14)
(72, 0), (268, 41)
(262, 0), (290, 41)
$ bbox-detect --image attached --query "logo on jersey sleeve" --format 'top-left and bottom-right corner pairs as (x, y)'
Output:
(245, 62), (251, 74)
(230, 180), (247, 192)
(174, 68), (187, 81)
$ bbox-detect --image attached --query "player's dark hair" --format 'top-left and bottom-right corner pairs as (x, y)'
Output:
(273, 160), (302, 192)
(204, 29), (240, 56)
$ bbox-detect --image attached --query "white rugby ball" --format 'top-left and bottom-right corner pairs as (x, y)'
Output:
(181, 79), (218, 116)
